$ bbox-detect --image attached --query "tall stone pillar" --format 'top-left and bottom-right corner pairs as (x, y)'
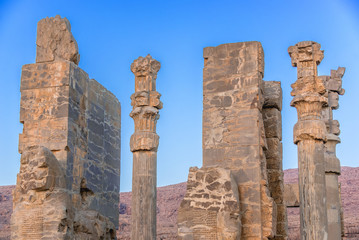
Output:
(130, 55), (162, 240)
(321, 67), (345, 239)
(288, 41), (329, 239)
(11, 16), (121, 240)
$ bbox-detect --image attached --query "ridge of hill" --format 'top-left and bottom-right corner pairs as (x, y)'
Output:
(0, 167), (358, 239)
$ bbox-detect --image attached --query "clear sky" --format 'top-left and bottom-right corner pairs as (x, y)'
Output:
(0, 0), (358, 192)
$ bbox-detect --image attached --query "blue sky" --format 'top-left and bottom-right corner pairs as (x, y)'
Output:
(0, 0), (358, 192)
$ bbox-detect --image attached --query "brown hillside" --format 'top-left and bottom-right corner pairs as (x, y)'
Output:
(0, 167), (358, 239)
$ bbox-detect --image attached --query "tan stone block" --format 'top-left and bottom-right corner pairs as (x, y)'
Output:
(237, 183), (261, 203)
(20, 62), (71, 90)
(36, 15), (80, 64)
(19, 118), (69, 154)
(263, 81), (282, 110)
(240, 203), (261, 225)
(267, 169), (284, 185)
(241, 224), (262, 238)
(263, 108), (282, 140)
(265, 138), (282, 161)
(231, 87), (263, 110)
(293, 119), (327, 143)
(20, 86), (70, 122)
(266, 156), (282, 170)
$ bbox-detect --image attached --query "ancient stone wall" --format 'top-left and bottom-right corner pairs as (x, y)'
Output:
(263, 81), (288, 239)
(178, 41), (285, 239)
(12, 16), (120, 239)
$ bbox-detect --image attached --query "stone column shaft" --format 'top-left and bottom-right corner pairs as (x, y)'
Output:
(130, 55), (162, 240)
(132, 152), (157, 239)
(297, 140), (327, 238)
(288, 41), (329, 240)
(321, 67), (345, 239)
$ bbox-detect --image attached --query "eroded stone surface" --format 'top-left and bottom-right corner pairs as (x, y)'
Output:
(178, 167), (241, 240)
(36, 15), (80, 64)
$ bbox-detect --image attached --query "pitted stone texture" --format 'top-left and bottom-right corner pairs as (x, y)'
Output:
(178, 167), (241, 240)
(36, 15), (80, 64)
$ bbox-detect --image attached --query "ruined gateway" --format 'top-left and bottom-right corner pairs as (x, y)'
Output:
(11, 16), (345, 240)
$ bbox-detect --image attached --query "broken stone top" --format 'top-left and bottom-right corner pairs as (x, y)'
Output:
(288, 41), (324, 67)
(328, 67), (346, 95)
(36, 15), (80, 65)
(131, 54), (161, 92)
(131, 54), (161, 76)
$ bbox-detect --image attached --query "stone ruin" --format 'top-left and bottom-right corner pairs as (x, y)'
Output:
(11, 16), (121, 239)
(177, 42), (286, 239)
(10, 16), (346, 240)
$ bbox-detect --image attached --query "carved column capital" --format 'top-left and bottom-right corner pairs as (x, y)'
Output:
(130, 54), (162, 152)
(288, 42), (329, 142)
(288, 41), (324, 68)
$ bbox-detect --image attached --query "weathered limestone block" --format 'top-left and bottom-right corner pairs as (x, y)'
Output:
(36, 15), (80, 64)
(263, 108), (282, 140)
(289, 41), (329, 239)
(263, 81), (282, 111)
(178, 167), (241, 240)
(11, 146), (73, 239)
(130, 55), (162, 240)
(12, 16), (120, 240)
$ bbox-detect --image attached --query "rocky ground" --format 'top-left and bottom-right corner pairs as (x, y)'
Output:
(0, 167), (358, 239)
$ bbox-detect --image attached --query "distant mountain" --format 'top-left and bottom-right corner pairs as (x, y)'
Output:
(1, 167), (358, 239)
